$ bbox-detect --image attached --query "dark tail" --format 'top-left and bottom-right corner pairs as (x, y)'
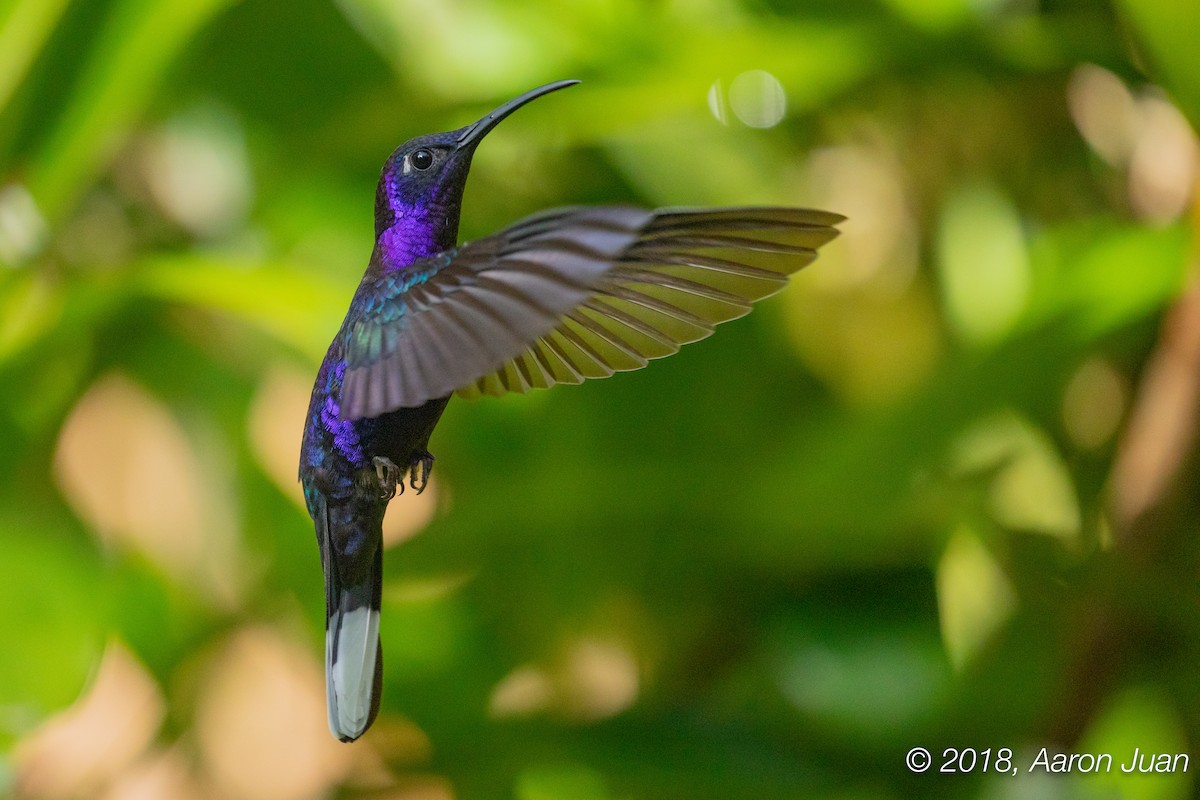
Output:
(314, 493), (383, 742)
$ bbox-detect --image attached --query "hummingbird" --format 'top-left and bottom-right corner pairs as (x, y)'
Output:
(299, 80), (842, 742)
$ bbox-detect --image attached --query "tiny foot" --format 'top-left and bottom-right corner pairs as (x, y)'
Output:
(409, 452), (434, 494)
(372, 456), (403, 500)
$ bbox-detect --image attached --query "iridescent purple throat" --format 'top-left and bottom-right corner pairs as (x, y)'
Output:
(377, 171), (443, 271)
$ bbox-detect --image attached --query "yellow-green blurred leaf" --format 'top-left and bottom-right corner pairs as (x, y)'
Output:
(937, 527), (1016, 669)
(1079, 687), (1193, 800)
(1118, 0), (1200, 129)
(135, 255), (345, 361)
(0, 526), (105, 738)
(936, 182), (1031, 346)
(516, 764), (610, 800)
(25, 0), (237, 222)
(0, 0), (72, 117)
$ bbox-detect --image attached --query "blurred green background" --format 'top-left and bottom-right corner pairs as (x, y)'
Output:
(2, 0), (1199, 798)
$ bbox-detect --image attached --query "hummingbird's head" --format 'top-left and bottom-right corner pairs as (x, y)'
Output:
(373, 80), (579, 267)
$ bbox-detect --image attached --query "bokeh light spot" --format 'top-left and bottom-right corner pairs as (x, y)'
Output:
(706, 79), (728, 125)
(936, 182), (1030, 345)
(1068, 64), (1138, 166)
(194, 627), (355, 800)
(801, 145), (918, 294)
(135, 105), (252, 238)
(98, 748), (206, 800)
(1062, 357), (1127, 450)
(728, 70), (786, 129)
(0, 183), (48, 266)
(248, 364), (312, 509)
(382, 479), (441, 549)
(1127, 94), (1197, 225)
(560, 638), (639, 721)
(12, 642), (163, 800)
(54, 373), (239, 602)
(489, 666), (553, 718)
(488, 638), (638, 723)
(1067, 65), (1198, 225)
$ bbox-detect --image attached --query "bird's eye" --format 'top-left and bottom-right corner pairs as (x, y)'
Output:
(410, 149), (434, 170)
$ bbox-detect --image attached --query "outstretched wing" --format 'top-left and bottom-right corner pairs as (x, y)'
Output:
(340, 205), (842, 420)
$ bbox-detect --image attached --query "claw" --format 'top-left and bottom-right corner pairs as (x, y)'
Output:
(372, 456), (402, 500)
(410, 452), (434, 494)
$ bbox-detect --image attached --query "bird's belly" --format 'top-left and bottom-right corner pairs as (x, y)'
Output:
(365, 394), (451, 464)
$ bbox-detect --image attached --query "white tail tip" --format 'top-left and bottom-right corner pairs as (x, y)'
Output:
(325, 603), (380, 742)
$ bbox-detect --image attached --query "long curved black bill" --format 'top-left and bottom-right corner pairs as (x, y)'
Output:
(456, 79), (580, 151)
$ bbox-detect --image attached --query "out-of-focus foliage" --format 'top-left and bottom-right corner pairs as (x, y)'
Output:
(1, 0), (1198, 798)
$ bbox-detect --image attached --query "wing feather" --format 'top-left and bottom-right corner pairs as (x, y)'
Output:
(340, 206), (842, 418)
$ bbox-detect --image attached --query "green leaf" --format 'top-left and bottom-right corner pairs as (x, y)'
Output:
(134, 254), (346, 361)
(25, 0), (237, 222)
(516, 764), (611, 800)
(1024, 220), (1190, 338)
(0, 522), (106, 741)
(1118, 0), (1200, 128)
(0, 0), (73, 117)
